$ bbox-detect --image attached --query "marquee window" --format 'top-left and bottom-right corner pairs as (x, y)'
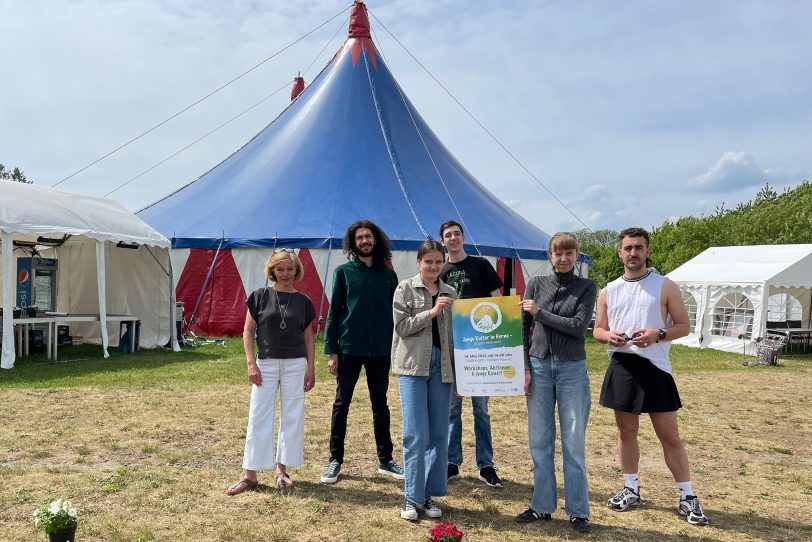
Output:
(681, 290), (698, 333)
(767, 293), (803, 323)
(710, 293), (754, 339)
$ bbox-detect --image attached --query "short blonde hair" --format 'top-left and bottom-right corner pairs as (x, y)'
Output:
(264, 249), (304, 282)
(549, 232), (580, 253)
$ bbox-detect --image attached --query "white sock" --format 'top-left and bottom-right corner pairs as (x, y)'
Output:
(623, 473), (639, 493)
(677, 481), (694, 500)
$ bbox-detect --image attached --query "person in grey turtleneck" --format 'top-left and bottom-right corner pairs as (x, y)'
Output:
(514, 232), (598, 534)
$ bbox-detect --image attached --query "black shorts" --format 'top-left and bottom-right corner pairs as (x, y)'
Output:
(599, 352), (682, 414)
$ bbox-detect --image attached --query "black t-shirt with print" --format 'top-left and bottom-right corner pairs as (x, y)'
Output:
(246, 287), (316, 359)
(440, 255), (503, 299)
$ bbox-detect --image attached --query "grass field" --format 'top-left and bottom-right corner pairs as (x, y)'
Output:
(1, 338), (810, 541)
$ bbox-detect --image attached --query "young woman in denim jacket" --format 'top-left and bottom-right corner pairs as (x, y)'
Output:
(391, 240), (456, 521)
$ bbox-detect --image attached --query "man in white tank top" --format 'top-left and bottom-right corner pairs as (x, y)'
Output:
(593, 227), (709, 526)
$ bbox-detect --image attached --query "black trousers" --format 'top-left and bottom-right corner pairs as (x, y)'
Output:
(329, 354), (393, 464)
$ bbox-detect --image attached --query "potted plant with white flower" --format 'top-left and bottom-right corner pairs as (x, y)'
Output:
(33, 499), (78, 542)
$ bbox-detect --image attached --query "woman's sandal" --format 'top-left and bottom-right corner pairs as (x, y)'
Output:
(275, 471), (293, 489)
(226, 477), (258, 496)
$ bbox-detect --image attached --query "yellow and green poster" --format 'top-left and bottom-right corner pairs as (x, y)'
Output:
(451, 295), (524, 396)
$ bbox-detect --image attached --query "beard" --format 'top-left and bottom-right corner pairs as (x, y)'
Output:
(356, 242), (374, 257)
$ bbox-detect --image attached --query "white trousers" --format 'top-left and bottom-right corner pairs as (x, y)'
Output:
(242, 357), (306, 471)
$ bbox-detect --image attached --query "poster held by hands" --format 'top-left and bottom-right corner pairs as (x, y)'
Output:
(451, 295), (524, 396)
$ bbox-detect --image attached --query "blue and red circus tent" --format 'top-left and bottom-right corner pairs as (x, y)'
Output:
(139, 1), (578, 336)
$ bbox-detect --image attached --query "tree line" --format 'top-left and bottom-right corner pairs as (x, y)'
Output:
(0, 162), (30, 183)
(578, 180), (812, 285)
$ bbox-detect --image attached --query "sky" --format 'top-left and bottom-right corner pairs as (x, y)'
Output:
(1, 0), (810, 235)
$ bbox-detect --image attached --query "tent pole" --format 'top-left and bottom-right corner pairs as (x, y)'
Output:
(184, 238), (224, 336)
(96, 240), (110, 358)
(265, 235), (279, 288)
(168, 250), (180, 352)
(1, 232), (16, 369)
(315, 240), (334, 337)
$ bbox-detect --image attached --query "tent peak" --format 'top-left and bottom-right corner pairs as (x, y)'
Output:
(290, 75), (305, 101)
(349, 1), (371, 38)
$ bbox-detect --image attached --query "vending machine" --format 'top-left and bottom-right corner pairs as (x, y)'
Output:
(16, 257), (58, 311)
(16, 257), (58, 353)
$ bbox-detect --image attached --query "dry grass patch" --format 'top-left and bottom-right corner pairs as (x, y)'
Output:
(0, 341), (810, 541)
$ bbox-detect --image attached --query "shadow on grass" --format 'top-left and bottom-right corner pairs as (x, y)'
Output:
(259, 479), (739, 542)
(639, 501), (812, 541)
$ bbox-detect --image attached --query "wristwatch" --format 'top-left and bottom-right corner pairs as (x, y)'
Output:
(658, 328), (667, 342)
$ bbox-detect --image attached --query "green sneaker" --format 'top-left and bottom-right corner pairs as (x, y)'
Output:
(378, 460), (405, 480)
(320, 459), (341, 484)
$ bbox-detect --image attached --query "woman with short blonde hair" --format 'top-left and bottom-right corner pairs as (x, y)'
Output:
(264, 249), (304, 282)
(227, 248), (316, 494)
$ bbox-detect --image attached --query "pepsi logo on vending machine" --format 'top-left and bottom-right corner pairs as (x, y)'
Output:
(16, 257), (33, 307)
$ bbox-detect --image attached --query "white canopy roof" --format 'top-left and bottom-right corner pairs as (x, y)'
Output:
(668, 244), (812, 288)
(2, 180), (176, 369)
(0, 179), (169, 247)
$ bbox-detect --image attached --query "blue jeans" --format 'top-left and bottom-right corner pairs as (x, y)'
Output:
(448, 393), (493, 468)
(527, 355), (591, 518)
(400, 347), (453, 504)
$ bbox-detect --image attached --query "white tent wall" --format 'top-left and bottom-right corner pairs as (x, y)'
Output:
(105, 243), (173, 348)
(11, 239), (173, 350)
(673, 283), (766, 355)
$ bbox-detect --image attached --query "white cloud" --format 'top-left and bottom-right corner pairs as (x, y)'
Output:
(688, 151), (767, 191)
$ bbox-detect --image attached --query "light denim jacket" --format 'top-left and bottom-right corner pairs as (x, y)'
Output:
(391, 274), (456, 383)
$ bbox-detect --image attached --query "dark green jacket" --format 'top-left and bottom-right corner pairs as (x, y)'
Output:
(324, 259), (399, 357)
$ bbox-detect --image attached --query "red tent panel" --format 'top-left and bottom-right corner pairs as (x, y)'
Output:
(176, 248), (246, 336)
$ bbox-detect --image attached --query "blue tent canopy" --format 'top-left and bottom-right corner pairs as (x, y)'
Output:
(139, 2), (554, 261)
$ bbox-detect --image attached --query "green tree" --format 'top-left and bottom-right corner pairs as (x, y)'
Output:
(575, 228), (623, 286)
(0, 163), (31, 183)
(650, 180), (812, 274)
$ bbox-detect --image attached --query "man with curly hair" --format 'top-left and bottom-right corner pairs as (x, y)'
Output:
(321, 220), (403, 484)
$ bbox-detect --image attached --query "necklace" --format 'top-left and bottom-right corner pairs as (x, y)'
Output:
(274, 288), (291, 330)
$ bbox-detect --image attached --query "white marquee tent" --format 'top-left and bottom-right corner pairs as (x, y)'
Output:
(667, 244), (812, 354)
(1, 179), (179, 369)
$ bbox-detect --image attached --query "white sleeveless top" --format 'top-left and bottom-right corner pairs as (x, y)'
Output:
(606, 270), (673, 374)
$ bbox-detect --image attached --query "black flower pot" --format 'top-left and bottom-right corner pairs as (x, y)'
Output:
(12, 309), (22, 318)
(49, 525), (76, 542)
(26, 306), (38, 317)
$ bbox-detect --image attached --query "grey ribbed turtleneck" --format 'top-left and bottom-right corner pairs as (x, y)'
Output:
(522, 269), (598, 367)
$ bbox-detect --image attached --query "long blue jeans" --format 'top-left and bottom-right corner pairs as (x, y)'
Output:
(448, 394), (493, 468)
(527, 355), (591, 518)
(400, 347), (453, 504)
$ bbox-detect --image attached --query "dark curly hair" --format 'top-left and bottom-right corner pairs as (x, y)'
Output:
(343, 220), (392, 268)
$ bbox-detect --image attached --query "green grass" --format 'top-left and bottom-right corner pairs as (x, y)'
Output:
(4, 336), (800, 391)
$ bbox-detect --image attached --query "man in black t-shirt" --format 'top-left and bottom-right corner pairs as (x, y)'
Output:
(439, 220), (504, 488)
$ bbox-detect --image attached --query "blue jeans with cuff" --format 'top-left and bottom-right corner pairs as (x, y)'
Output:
(527, 354), (591, 518)
(400, 347), (453, 504)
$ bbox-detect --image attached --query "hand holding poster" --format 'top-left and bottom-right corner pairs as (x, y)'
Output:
(451, 295), (524, 396)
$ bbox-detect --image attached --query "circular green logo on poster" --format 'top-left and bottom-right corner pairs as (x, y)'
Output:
(470, 302), (502, 333)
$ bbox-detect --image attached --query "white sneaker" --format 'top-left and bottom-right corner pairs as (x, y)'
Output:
(607, 486), (641, 511)
(400, 499), (419, 521)
(423, 497), (442, 518)
(678, 496), (709, 525)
